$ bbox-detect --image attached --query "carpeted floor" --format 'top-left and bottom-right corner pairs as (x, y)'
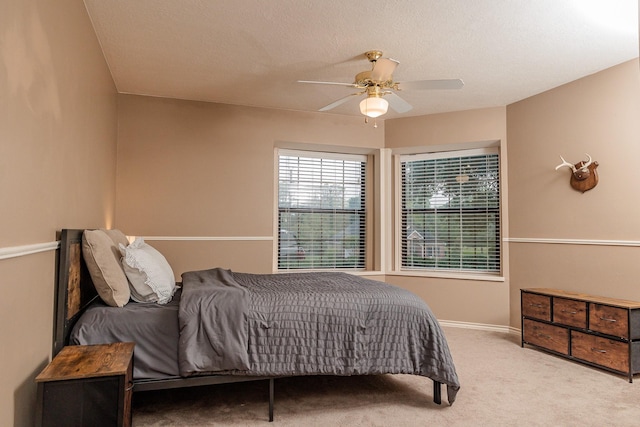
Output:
(132, 327), (640, 426)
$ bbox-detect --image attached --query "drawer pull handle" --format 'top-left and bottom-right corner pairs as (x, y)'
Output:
(538, 333), (552, 339)
(599, 317), (617, 323)
(561, 310), (577, 314)
(591, 348), (607, 354)
(529, 303), (544, 308)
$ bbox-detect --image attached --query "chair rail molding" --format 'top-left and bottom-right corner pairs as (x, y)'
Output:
(0, 241), (60, 260)
(141, 236), (273, 241)
(504, 237), (640, 247)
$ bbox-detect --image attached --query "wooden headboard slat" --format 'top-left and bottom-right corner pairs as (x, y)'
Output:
(53, 229), (99, 356)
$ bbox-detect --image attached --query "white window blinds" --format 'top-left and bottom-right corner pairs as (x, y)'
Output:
(400, 149), (500, 273)
(278, 150), (366, 270)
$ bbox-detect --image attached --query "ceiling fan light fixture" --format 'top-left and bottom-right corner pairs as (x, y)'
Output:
(359, 96), (389, 118)
(302, 50), (462, 118)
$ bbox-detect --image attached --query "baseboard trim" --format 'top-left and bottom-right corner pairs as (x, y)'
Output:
(439, 319), (519, 335)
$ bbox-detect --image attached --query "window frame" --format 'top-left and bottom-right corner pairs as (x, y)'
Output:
(394, 146), (503, 279)
(275, 148), (370, 272)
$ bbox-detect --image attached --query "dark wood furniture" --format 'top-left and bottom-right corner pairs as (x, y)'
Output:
(521, 288), (640, 382)
(35, 342), (135, 427)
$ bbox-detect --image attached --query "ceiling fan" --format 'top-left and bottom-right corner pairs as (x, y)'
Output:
(298, 50), (464, 120)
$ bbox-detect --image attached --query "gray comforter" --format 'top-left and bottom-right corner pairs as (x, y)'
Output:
(179, 268), (460, 404)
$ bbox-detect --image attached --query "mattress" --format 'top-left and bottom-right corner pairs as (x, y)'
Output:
(70, 288), (182, 379)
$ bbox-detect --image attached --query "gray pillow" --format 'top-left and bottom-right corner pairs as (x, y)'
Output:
(102, 228), (129, 248)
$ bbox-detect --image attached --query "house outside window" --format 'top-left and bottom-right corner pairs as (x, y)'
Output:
(277, 149), (367, 270)
(399, 148), (500, 274)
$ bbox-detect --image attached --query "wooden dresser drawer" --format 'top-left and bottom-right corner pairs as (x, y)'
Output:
(522, 293), (551, 321)
(553, 297), (587, 328)
(523, 319), (569, 355)
(522, 288), (640, 382)
(589, 304), (629, 339)
(571, 331), (629, 373)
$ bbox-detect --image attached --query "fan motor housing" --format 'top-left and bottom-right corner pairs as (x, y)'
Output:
(355, 71), (393, 88)
(355, 71), (373, 86)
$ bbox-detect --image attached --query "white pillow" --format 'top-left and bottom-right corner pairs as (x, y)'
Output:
(119, 238), (176, 304)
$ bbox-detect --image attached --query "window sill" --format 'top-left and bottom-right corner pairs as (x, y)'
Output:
(274, 269), (503, 282)
(274, 269), (384, 276)
(386, 270), (505, 282)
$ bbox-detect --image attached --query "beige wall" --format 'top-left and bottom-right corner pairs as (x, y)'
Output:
(0, 0), (117, 425)
(1, 2), (637, 422)
(384, 107), (511, 326)
(115, 95), (384, 276)
(507, 59), (640, 327)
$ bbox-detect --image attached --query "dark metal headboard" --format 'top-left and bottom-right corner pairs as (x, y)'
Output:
(53, 229), (99, 356)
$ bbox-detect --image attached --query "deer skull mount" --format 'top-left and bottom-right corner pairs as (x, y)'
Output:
(555, 154), (599, 193)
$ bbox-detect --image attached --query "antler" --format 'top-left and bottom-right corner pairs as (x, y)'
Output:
(579, 154), (592, 170)
(555, 156), (577, 172)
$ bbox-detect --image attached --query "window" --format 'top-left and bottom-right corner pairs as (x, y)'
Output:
(400, 148), (500, 273)
(277, 150), (366, 270)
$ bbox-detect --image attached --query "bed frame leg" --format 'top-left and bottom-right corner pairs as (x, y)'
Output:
(268, 378), (274, 422)
(433, 380), (442, 405)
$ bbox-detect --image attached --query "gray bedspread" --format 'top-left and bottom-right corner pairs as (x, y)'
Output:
(70, 289), (182, 379)
(179, 269), (250, 373)
(179, 268), (460, 404)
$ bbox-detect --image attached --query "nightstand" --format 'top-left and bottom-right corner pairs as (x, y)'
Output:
(35, 342), (135, 427)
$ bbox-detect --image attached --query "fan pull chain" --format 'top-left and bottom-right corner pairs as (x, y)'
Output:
(364, 116), (378, 129)
(363, 116), (379, 128)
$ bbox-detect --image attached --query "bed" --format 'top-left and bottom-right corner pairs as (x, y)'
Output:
(53, 228), (460, 422)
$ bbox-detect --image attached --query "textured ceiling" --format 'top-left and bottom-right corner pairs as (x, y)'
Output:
(84, 0), (639, 119)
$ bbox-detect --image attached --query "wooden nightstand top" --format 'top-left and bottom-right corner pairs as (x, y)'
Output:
(36, 342), (134, 383)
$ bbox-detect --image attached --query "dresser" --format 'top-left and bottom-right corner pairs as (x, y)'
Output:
(521, 288), (640, 382)
(35, 342), (135, 427)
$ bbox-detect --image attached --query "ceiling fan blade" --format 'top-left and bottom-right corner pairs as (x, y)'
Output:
(298, 80), (357, 88)
(371, 58), (399, 82)
(397, 79), (464, 91)
(385, 92), (413, 114)
(318, 92), (363, 112)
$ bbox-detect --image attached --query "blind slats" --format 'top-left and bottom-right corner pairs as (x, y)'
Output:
(400, 152), (500, 273)
(278, 153), (366, 270)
